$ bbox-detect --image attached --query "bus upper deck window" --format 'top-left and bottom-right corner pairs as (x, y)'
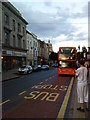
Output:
(61, 49), (63, 53)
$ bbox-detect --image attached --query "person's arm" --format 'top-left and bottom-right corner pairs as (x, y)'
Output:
(75, 68), (79, 78)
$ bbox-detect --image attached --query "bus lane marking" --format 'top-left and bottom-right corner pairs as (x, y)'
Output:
(45, 79), (48, 82)
(24, 83), (68, 102)
(39, 82), (43, 84)
(57, 77), (74, 119)
(0, 99), (11, 106)
(19, 91), (27, 96)
(31, 84), (68, 91)
(24, 91), (59, 102)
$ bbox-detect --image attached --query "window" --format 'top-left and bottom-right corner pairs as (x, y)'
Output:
(23, 40), (25, 48)
(12, 19), (15, 31)
(36, 51), (37, 57)
(18, 36), (21, 48)
(23, 27), (25, 35)
(4, 14), (9, 25)
(4, 31), (9, 45)
(13, 35), (16, 47)
(33, 41), (35, 46)
(18, 23), (21, 32)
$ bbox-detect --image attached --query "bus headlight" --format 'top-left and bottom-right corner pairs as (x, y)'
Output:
(59, 61), (62, 64)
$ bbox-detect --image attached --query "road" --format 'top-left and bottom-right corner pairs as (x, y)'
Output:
(2, 68), (74, 119)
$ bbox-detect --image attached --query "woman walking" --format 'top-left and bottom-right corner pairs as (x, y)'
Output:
(76, 60), (89, 112)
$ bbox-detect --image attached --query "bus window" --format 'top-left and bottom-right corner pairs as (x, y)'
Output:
(59, 48), (75, 60)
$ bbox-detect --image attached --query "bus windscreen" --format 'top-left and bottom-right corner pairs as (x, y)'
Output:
(59, 48), (75, 60)
(58, 61), (76, 68)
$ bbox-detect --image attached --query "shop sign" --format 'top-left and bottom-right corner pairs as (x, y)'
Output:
(15, 52), (26, 57)
(2, 50), (26, 57)
(7, 50), (12, 55)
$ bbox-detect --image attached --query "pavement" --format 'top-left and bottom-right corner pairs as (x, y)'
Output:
(67, 69), (90, 119)
(2, 69), (20, 82)
(1, 68), (90, 119)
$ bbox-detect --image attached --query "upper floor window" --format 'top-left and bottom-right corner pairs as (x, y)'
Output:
(18, 36), (21, 48)
(12, 19), (15, 31)
(4, 31), (9, 45)
(33, 41), (35, 46)
(4, 14), (9, 25)
(23, 27), (25, 35)
(13, 35), (16, 47)
(18, 23), (21, 32)
(23, 40), (25, 48)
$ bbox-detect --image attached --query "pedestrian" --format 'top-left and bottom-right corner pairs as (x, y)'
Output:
(84, 61), (89, 77)
(76, 60), (89, 112)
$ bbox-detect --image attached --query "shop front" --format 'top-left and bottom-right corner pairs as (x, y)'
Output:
(2, 50), (26, 70)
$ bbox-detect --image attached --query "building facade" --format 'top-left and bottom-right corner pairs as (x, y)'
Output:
(32, 33), (38, 66)
(44, 43), (49, 64)
(47, 40), (53, 55)
(1, 2), (28, 70)
(88, 2), (90, 65)
(37, 39), (49, 65)
(26, 31), (33, 66)
(37, 40), (44, 65)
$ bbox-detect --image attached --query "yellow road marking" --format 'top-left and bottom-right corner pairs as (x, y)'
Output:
(57, 77), (74, 119)
(45, 79), (48, 81)
(0, 99), (10, 106)
(39, 82), (43, 84)
(19, 91), (26, 95)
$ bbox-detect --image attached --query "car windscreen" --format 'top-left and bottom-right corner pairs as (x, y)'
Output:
(21, 66), (26, 68)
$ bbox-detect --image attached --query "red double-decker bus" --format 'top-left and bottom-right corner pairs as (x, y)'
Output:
(58, 47), (77, 76)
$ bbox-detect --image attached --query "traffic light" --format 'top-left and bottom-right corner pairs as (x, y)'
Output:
(40, 58), (43, 62)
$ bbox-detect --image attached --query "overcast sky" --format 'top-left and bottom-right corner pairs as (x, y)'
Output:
(9, 0), (89, 52)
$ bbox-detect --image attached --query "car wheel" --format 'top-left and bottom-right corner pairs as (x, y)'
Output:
(28, 70), (31, 74)
(26, 71), (28, 74)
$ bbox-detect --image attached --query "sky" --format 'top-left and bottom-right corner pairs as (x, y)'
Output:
(8, 0), (89, 52)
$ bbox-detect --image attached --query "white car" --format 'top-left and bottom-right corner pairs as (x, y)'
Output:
(41, 65), (49, 70)
(18, 65), (32, 74)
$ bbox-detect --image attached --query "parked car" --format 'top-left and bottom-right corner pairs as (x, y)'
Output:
(33, 65), (41, 72)
(41, 65), (49, 70)
(52, 63), (58, 67)
(18, 65), (32, 74)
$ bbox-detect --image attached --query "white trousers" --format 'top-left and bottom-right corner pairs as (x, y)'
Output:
(77, 83), (88, 103)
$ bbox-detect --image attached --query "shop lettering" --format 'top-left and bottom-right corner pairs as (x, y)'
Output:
(24, 91), (59, 102)
(32, 84), (67, 91)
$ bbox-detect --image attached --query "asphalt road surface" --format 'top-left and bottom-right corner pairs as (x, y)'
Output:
(2, 68), (74, 119)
